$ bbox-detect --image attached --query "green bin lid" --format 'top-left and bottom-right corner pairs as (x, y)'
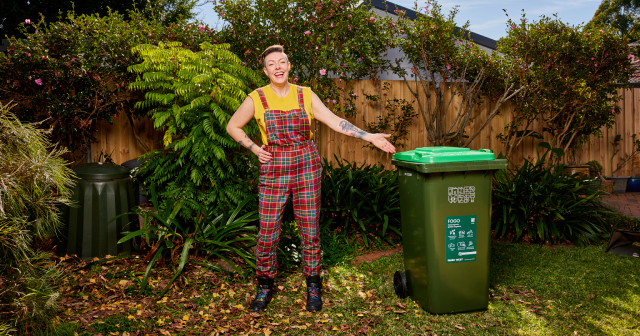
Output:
(392, 146), (508, 173)
(392, 146), (495, 163)
(72, 162), (130, 180)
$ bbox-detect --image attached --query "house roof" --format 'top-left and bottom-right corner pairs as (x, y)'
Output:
(366, 0), (498, 50)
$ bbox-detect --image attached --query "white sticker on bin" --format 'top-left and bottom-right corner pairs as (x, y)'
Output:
(448, 186), (475, 203)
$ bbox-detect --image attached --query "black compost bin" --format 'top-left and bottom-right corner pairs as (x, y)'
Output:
(63, 162), (137, 260)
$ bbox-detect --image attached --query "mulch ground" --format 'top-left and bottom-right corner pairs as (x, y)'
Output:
(54, 248), (401, 336)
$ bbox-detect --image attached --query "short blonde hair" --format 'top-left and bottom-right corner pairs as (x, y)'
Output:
(260, 45), (288, 66)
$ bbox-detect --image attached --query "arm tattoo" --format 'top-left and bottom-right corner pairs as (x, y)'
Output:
(338, 120), (367, 140)
(237, 131), (257, 152)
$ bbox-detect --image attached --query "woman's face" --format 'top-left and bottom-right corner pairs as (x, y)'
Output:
(263, 52), (291, 85)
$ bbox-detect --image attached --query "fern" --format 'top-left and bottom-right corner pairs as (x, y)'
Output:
(129, 42), (265, 217)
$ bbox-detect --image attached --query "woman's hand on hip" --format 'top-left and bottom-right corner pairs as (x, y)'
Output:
(368, 133), (396, 153)
(257, 145), (273, 163)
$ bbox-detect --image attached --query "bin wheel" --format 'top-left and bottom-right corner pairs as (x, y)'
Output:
(394, 271), (408, 298)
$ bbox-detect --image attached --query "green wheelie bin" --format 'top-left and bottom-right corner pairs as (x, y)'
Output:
(391, 147), (507, 314)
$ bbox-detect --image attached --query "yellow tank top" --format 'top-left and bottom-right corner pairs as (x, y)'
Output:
(249, 84), (314, 145)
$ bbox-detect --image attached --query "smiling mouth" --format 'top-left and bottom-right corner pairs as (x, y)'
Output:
(274, 72), (285, 78)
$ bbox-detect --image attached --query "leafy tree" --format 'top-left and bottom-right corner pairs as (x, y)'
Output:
(0, 9), (218, 162)
(214, 0), (398, 117)
(1, 0), (198, 39)
(587, 0), (640, 42)
(137, 0), (199, 27)
(498, 14), (634, 160)
(0, 102), (75, 333)
(392, 1), (525, 147)
(128, 42), (264, 215)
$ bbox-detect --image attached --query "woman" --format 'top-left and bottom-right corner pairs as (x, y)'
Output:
(226, 45), (396, 312)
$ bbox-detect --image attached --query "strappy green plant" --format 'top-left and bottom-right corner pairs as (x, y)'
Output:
(492, 142), (610, 246)
(128, 42), (264, 217)
(115, 185), (258, 297)
(320, 156), (401, 248)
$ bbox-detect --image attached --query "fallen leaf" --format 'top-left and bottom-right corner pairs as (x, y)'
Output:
(546, 305), (553, 310)
(589, 295), (596, 300)
(182, 314), (190, 321)
(425, 326), (432, 331)
(119, 280), (128, 286)
(278, 286), (284, 290)
(396, 302), (407, 309)
(264, 329), (272, 336)
(89, 279), (96, 283)
(336, 313), (343, 317)
(455, 324), (465, 330)
(235, 304), (245, 310)
(332, 326), (339, 331)
(393, 310), (406, 314)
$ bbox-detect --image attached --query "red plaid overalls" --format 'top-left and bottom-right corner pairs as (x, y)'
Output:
(256, 86), (322, 278)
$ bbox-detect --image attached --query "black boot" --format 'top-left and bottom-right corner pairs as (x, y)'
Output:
(306, 275), (323, 312)
(250, 277), (274, 312)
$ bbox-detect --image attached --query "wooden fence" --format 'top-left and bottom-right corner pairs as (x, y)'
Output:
(90, 80), (640, 176)
(88, 115), (163, 165)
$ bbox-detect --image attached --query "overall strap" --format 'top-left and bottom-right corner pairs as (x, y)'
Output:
(296, 86), (305, 110)
(256, 88), (270, 111)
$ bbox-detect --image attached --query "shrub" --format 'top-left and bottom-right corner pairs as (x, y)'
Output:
(392, 1), (524, 148)
(0, 103), (75, 332)
(320, 157), (401, 248)
(214, 0), (398, 117)
(0, 9), (220, 160)
(117, 186), (258, 296)
(128, 41), (264, 215)
(497, 14), (634, 159)
(1, 0), (198, 39)
(492, 143), (610, 246)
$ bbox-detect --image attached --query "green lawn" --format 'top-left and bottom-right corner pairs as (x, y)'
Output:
(54, 243), (640, 335)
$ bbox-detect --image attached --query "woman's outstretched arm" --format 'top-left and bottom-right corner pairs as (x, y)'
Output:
(226, 97), (273, 163)
(311, 91), (396, 153)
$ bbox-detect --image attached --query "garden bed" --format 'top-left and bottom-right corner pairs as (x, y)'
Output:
(52, 242), (640, 335)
